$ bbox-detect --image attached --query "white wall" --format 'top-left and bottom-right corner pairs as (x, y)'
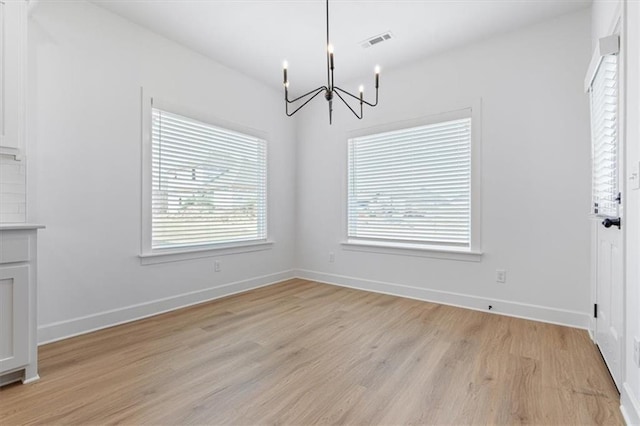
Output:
(28, 0), (297, 343)
(295, 9), (593, 327)
(592, 0), (622, 49)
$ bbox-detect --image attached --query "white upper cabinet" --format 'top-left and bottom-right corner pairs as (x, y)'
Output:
(0, 0), (27, 158)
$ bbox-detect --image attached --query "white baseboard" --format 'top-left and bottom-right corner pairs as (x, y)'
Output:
(295, 269), (590, 329)
(22, 374), (40, 385)
(38, 269), (296, 345)
(622, 383), (640, 426)
(588, 317), (596, 341)
(39, 268), (592, 345)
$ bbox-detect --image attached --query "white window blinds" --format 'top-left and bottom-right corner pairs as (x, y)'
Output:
(348, 117), (472, 248)
(151, 108), (267, 249)
(590, 55), (619, 217)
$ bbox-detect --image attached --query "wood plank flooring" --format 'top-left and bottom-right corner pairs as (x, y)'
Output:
(0, 279), (623, 425)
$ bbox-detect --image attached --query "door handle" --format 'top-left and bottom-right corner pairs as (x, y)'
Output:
(602, 217), (621, 229)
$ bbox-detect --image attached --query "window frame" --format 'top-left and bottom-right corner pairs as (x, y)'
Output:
(342, 101), (482, 261)
(140, 90), (272, 264)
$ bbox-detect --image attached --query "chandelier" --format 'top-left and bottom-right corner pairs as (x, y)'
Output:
(282, 0), (380, 124)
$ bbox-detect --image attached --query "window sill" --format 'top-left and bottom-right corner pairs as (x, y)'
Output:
(139, 240), (274, 265)
(341, 240), (483, 262)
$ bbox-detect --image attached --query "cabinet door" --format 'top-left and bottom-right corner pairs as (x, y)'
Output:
(0, 265), (29, 373)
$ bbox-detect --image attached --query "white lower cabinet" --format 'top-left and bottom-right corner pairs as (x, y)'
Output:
(0, 225), (43, 386)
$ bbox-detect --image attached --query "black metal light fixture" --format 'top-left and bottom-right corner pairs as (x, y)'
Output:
(283, 0), (380, 124)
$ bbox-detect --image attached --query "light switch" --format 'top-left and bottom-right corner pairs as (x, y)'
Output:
(630, 161), (640, 191)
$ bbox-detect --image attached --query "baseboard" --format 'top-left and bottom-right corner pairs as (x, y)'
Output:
(588, 317), (596, 341)
(38, 269), (296, 345)
(622, 383), (640, 426)
(295, 269), (590, 329)
(39, 268), (592, 345)
(22, 374), (40, 385)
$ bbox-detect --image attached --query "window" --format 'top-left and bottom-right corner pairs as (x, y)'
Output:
(590, 54), (619, 217)
(347, 108), (479, 253)
(148, 107), (267, 252)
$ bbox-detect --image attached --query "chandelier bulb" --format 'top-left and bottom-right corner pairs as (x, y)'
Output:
(283, 61), (288, 85)
(328, 44), (334, 54)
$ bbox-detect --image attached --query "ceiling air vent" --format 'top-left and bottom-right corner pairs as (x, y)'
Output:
(361, 31), (393, 49)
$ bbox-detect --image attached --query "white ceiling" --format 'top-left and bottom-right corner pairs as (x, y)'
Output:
(90, 0), (591, 92)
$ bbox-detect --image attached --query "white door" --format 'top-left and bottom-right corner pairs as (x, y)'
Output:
(591, 51), (624, 390)
(595, 221), (624, 389)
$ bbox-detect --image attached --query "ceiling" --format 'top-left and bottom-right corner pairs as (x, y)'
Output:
(90, 0), (591, 92)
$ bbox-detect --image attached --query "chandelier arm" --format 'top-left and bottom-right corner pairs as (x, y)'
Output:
(286, 88), (326, 117)
(368, 89), (379, 107)
(333, 89), (363, 119)
(334, 86), (379, 107)
(286, 86), (328, 104)
(365, 89), (379, 107)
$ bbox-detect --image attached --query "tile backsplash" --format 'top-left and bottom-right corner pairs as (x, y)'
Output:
(0, 155), (26, 222)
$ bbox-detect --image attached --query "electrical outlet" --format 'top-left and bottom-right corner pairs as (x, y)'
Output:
(214, 260), (221, 272)
(634, 337), (640, 368)
(496, 269), (506, 283)
(329, 252), (335, 263)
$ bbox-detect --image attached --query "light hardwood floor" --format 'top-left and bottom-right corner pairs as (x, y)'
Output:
(0, 279), (623, 425)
